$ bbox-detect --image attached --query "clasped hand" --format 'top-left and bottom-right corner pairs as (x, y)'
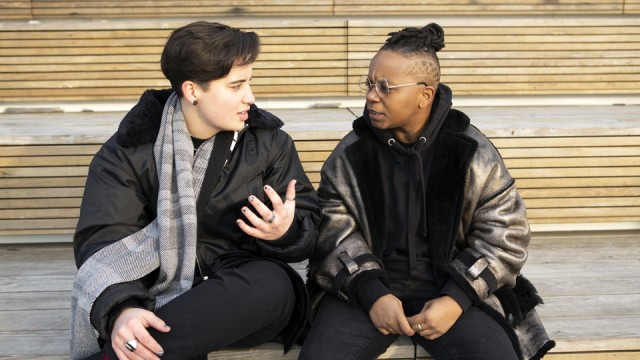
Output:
(370, 294), (463, 340)
(236, 179), (297, 241)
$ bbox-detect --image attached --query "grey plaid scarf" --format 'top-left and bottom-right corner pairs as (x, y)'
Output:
(70, 93), (214, 359)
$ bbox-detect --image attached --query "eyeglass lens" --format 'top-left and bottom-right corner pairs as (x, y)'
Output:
(359, 76), (390, 97)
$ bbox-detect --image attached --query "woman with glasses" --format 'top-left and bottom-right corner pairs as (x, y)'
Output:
(300, 23), (554, 360)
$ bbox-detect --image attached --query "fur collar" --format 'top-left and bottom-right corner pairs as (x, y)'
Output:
(117, 89), (284, 148)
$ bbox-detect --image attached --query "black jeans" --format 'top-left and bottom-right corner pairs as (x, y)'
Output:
(300, 277), (517, 360)
(103, 260), (295, 360)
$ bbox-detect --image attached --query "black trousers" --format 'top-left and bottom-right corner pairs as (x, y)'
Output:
(300, 276), (518, 360)
(103, 259), (296, 360)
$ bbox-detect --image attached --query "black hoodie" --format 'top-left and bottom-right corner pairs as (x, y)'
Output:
(355, 84), (472, 313)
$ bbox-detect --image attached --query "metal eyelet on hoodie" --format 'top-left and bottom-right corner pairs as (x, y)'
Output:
(388, 138), (396, 146)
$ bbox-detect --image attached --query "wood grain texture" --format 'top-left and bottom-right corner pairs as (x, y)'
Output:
(0, 231), (638, 358)
(1, 17), (639, 101)
(1, 105), (640, 235)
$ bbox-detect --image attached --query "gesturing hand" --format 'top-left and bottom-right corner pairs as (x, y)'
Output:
(111, 308), (170, 360)
(369, 294), (415, 336)
(406, 295), (462, 340)
(237, 179), (297, 241)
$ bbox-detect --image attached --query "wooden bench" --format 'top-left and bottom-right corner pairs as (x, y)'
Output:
(333, 0), (634, 15)
(1, 16), (639, 104)
(0, 107), (638, 359)
(1, 105), (639, 239)
(1, 231), (638, 359)
(2, 0), (638, 18)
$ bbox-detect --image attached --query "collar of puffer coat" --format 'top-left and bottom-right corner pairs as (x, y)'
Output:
(117, 89), (284, 148)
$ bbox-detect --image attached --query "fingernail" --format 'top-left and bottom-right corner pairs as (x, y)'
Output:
(249, 195), (256, 202)
(157, 350), (164, 356)
(242, 208), (247, 213)
(264, 185), (270, 191)
(164, 325), (170, 329)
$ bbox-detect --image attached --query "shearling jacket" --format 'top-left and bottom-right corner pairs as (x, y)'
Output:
(73, 89), (321, 350)
(307, 86), (554, 359)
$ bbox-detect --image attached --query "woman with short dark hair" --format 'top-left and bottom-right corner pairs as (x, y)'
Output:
(70, 21), (320, 360)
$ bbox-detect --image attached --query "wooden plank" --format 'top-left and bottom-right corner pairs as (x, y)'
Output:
(336, 3), (624, 15)
(0, 0), (32, 19)
(520, 187), (640, 198)
(0, 177), (87, 188)
(0, 198), (81, 209)
(0, 309), (69, 331)
(0, 229), (75, 236)
(0, 274), (74, 293)
(0, 208), (80, 220)
(31, 2), (335, 17)
(337, 0), (622, 4)
(0, 167), (89, 178)
(0, 144), (100, 156)
(530, 216), (640, 224)
(504, 156), (640, 168)
(0, 187), (84, 199)
(500, 147), (640, 158)
(510, 166), (640, 178)
(491, 136), (640, 148)
(0, 332), (70, 356)
(525, 197), (640, 208)
(527, 207), (640, 218)
(541, 315), (640, 353)
(347, 24), (640, 36)
(516, 177), (640, 188)
(0, 219), (78, 230)
(0, 155), (93, 167)
(208, 337), (430, 359)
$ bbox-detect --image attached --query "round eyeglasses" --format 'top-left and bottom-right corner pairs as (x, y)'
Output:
(359, 75), (427, 98)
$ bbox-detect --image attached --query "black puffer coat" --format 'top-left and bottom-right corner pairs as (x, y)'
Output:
(73, 89), (321, 350)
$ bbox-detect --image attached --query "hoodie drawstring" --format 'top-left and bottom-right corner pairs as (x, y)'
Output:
(391, 136), (428, 273)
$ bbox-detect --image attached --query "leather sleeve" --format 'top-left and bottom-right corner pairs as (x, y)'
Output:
(308, 134), (385, 301)
(253, 130), (321, 263)
(73, 136), (156, 268)
(446, 128), (530, 304)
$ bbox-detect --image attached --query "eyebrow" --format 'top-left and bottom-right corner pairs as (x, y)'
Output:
(229, 76), (252, 85)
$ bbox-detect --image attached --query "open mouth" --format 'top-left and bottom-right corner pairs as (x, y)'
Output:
(368, 109), (383, 119)
(238, 110), (249, 121)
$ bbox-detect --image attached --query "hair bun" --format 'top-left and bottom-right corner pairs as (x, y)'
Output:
(419, 23), (445, 52)
(383, 23), (445, 54)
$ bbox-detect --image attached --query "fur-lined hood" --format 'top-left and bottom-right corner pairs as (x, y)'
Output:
(116, 89), (284, 148)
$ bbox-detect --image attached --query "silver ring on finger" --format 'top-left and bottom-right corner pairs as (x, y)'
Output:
(417, 323), (423, 331)
(265, 213), (276, 223)
(125, 339), (138, 352)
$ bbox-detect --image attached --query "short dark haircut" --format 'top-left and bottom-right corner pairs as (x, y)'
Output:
(380, 23), (445, 86)
(160, 21), (260, 97)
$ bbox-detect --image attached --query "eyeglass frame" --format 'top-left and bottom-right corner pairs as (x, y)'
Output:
(359, 75), (428, 98)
